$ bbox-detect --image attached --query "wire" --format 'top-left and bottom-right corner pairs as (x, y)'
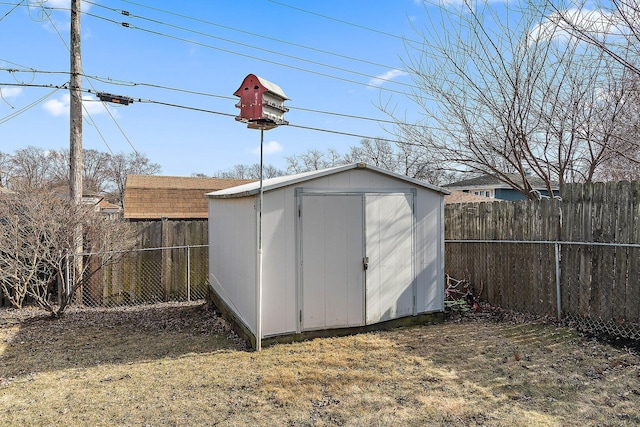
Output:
(0, 83), (66, 124)
(1, 80), (438, 146)
(127, 96), (406, 145)
(82, 12), (414, 97)
(81, 102), (115, 155)
(2, 68), (415, 128)
(117, 0), (409, 73)
(0, 0), (23, 22)
(266, 0), (422, 44)
(284, 123), (401, 144)
(135, 97), (238, 119)
(32, 1), (139, 154)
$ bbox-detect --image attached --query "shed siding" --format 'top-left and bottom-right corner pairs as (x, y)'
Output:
(209, 197), (257, 332)
(261, 186), (298, 336)
(415, 190), (445, 312)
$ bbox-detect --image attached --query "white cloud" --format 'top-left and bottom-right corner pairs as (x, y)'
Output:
(0, 87), (22, 98)
(43, 94), (68, 116)
(368, 69), (408, 88)
(35, 0), (91, 12)
(248, 140), (284, 156)
(43, 93), (116, 117)
(529, 8), (615, 44)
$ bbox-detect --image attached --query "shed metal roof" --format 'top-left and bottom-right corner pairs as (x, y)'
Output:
(207, 163), (450, 199)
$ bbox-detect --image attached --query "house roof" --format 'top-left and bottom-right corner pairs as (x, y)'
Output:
(124, 175), (254, 219)
(97, 199), (122, 212)
(444, 191), (496, 204)
(444, 173), (558, 190)
(207, 163), (450, 199)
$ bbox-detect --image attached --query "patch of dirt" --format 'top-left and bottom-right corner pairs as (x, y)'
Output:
(1, 301), (244, 346)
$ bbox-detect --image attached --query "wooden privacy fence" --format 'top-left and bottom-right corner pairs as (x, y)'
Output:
(80, 219), (210, 307)
(445, 200), (561, 317)
(445, 181), (640, 338)
(0, 219), (210, 308)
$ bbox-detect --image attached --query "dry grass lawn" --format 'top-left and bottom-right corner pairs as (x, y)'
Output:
(1, 302), (639, 426)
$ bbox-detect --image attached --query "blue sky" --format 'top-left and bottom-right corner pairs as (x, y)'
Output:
(0, 0), (432, 177)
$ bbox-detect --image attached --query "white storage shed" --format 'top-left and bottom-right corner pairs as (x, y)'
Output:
(207, 163), (449, 348)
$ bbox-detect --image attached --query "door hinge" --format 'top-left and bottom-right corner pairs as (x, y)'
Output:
(299, 310), (302, 323)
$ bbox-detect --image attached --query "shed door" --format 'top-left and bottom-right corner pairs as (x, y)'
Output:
(365, 193), (415, 324)
(300, 194), (365, 330)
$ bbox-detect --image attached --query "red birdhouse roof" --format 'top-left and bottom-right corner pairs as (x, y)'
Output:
(234, 74), (289, 100)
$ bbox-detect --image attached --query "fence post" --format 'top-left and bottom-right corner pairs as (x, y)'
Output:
(187, 245), (191, 302)
(65, 255), (71, 301)
(554, 242), (562, 320)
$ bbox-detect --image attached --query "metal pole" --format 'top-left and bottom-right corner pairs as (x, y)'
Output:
(256, 129), (264, 351)
(554, 242), (562, 320)
(65, 255), (71, 297)
(187, 245), (191, 302)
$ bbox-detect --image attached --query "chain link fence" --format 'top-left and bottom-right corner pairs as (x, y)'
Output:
(68, 245), (210, 308)
(446, 239), (640, 342)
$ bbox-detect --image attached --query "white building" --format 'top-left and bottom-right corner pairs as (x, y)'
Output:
(207, 163), (449, 348)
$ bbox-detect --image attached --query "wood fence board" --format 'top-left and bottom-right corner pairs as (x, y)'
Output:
(613, 182), (630, 322)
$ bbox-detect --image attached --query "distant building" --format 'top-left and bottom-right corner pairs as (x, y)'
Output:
(444, 190), (496, 204)
(443, 173), (559, 201)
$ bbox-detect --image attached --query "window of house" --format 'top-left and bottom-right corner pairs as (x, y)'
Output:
(473, 190), (493, 198)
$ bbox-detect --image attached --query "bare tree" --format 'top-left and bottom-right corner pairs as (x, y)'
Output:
(0, 191), (138, 315)
(108, 151), (161, 207)
(593, 72), (640, 180)
(5, 146), (56, 191)
(285, 148), (344, 174)
(215, 164), (285, 179)
(3, 148), (160, 204)
(343, 138), (453, 185)
(49, 148), (114, 193)
(393, 0), (633, 197)
(542, 0), (640, 78)
(284, 139), (454, 185)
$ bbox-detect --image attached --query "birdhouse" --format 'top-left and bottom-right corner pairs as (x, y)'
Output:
(234, 74), (289, 130)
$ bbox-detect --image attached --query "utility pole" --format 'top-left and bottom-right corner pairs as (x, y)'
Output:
(70, 0), (83, 303)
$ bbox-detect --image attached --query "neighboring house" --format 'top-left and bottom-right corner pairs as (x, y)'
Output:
(81, 192), (123, 218)
(443, 173), (559, 201)
(124, 175), (253, 220)
(444, 191), (495, 204)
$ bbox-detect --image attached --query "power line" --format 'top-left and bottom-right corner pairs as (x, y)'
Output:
(123, 12), (415, 89)
(1, 80), (441, 146)
(266, 0), (422, 44)
(83, 11), (415, 97)
(31, 1), (139, 154)
(1, 68), (414, 128)
(0, 0), (23, 22)
(0, 83), (65, 124)
(117, 0), (409, 73)
(4, 1), (418, 95)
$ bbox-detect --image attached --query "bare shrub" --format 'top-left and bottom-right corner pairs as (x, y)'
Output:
(0, 191), (137, 316)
